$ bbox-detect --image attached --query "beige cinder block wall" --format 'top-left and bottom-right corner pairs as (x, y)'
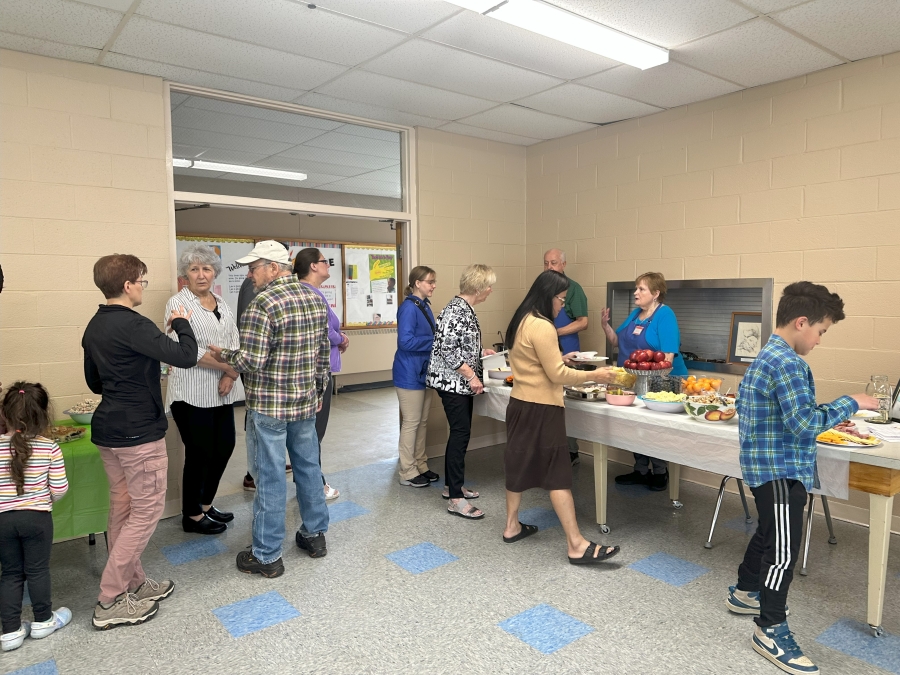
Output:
(417, 128), (527, 455)
(0, 49), (183, 516)
(527, 51), (900, 529)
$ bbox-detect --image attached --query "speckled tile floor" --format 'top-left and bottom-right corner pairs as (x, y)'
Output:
(4, 389), (899, 675)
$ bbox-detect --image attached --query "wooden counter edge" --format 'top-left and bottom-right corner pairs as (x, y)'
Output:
(849, 462), (900, 497)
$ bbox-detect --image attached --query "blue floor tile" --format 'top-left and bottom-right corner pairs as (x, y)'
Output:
(499, 604), (594, 654)
(328, 500), (370, 524)
(161, 538), (228, 566)
(817, 618), (900, 674)
(629, 552), (710, 587)
(723, 516), (757, 535)
(385, 542), (458, 575)
(8, 661), (59, 675)
(517, 507), (561, 531)
(212, 590), (301, 638)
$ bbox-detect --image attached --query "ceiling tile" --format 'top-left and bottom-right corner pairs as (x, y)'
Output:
(259, 156), (378, 178)
(456, 104), (596, 140)
(136, 0), (407, 67)
(172, 126), (294, 156)
(181, 96), (342, 131)
(312, 0), (461, 34)
(111, 16), (348, 91)
(438, 121), (541, 145)
(171, 107), (332, 145)
(517, 83), (661, 124)
(170, 92), (190, 107)
(0, 0), (122, 49)
(675, 18), (842, 87)
(740, 1), (809, 12)
(421, 10), (619, 79)
(78, 0), (134, 10)
(316, 70), (496, 120)
(547, 0), (755, 48)
(362, 39), (564, 102)
(580, 61), (742, 108)
(0, 31), (100, 63)
(316, 176), (401, 198)
(171, 143), (272, 165)
(773, 0), (900, 61)
(303, 131), (400, 160)
(274, 144), (399, 171)
(295, 92), (448, 129)
(104, 53), (306, 101)
(331, 123), (400, 143)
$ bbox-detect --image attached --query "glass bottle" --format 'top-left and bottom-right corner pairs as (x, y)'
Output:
(865, 375), (893, 424)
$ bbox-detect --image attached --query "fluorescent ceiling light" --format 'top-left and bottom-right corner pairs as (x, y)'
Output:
(172, 158), (307, 181)
(447, 0), (668, 70)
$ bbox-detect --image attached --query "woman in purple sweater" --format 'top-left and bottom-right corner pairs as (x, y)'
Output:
(295, 248), (349, 501)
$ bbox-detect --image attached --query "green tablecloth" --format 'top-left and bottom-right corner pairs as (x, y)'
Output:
(51, 420), (109, 542)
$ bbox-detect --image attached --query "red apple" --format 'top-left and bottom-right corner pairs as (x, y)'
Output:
(629, 351), (641, 361)
(635, 351), (649, 363)
(653, 351), (665, 362)
(637, 362), (651, 371)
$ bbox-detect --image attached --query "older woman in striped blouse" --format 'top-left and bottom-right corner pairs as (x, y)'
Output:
(165, 244), (244, 535)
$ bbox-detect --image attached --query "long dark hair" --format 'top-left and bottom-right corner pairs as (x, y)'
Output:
(505, 271), (570, 350)
(293, 247), (322, 280)
(2, 382), (51, 496)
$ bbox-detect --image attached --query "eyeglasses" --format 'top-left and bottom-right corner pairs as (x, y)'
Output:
(247, 262), (268, 273)
(314, 259), (329, 265)
(130, 279), (148, 289)
(554, 294), (566, 303)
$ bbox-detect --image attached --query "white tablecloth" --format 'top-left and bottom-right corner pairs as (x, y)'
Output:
(475, 385), (849, 499)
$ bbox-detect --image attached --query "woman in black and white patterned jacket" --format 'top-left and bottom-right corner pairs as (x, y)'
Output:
(426, 264), (496, 520)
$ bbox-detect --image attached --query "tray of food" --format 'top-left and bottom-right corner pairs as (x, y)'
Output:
(641, 391), (686, 413)
(48, 426), (87, 444)
(817, 420), (881, 447)
(564, 384), (606, 401)
(64, 398), (99, 425)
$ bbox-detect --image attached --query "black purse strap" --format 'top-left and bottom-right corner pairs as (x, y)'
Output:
(409, 296), (435, 334)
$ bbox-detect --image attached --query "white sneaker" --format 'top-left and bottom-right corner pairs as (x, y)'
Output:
(324, 484), (340, 500)
(30, 608), (72, 639)
(1, 622), (30, 651)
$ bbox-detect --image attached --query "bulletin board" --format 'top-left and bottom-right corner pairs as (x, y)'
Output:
(344, 244), (399, 327)
(175, 236), (255, 317)
(280, 241), (344, 327)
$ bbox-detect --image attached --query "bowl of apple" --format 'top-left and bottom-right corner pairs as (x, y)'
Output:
(623, 349), (673, 374)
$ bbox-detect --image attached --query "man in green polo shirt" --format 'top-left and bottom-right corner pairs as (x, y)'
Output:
(543, 249), (589, 464)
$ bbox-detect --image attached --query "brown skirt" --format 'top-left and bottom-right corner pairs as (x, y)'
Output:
(505, 397), (572, 492)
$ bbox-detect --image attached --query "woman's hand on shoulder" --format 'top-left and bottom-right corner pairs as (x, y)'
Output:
(167, 305), (193, 330)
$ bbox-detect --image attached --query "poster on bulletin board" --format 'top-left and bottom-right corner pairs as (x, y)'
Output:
(344, 244), (398, 326)
(280, 241), (344, 325)
(175, 237), (255, 318)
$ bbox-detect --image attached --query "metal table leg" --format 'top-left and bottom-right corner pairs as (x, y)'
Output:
(704, 476), (730, 549)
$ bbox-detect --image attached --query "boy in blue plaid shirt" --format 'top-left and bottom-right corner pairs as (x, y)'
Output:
(726, 282), (878, 675)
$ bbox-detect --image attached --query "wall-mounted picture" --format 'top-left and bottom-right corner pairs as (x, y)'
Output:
(728, 312), (762, 364)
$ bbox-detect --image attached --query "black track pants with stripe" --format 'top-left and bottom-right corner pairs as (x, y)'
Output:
(736, 478), (807, 627)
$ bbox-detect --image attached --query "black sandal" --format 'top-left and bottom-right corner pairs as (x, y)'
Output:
(503, 522), (538, 543)
(568, 541), (620, 564)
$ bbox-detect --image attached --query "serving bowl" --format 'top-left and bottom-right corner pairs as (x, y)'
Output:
(683, 396), (736, 423)
(606, 391), (636, 406)
(640, 397), (686, 413)
(487, 368), (512, 380)
(64, 410), (94, 425)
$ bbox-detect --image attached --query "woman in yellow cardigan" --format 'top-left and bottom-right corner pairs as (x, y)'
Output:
(502, 270), (621, 564)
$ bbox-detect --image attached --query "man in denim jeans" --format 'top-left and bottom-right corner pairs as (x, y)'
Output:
(210, 240), (331, 578)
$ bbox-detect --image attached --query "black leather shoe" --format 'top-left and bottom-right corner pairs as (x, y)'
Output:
(648, 471), (669, 491)
(614, 470), (650, 486)
(422, 470), (439, 482)
(204, 506), (234, 523)
(182, 514), (226, 534)
(296, 531), (327, 558)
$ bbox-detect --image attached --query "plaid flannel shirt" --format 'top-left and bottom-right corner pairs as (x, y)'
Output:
(737, 334), (858, 491)
(223, 275), (330, 422)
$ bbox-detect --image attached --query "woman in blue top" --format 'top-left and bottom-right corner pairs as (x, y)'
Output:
(600, 272), (687, 491)
(392, 266), (440, 488)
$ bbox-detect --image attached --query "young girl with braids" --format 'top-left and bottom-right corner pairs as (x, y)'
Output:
(0, 382), (71, 652)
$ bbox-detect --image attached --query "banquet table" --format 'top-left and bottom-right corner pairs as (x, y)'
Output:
(50, 420), (109, 542)
(475, 383), (900, 637)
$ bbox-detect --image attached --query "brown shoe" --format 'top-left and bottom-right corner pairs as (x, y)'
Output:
(243, 474), (256, 491)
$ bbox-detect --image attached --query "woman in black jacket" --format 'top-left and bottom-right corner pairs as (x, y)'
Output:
(82, 254), (198, 630)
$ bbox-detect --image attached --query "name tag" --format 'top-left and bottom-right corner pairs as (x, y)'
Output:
(632, 325), (644, 336)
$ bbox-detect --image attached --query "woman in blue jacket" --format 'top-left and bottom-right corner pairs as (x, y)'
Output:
(600, 272), (688, 491)
(393, 266), (439, 488)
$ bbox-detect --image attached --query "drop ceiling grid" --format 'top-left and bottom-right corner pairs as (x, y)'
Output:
(6, 0), (900, 147)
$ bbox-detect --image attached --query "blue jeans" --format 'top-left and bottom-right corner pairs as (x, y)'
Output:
(246, 409), (329, 564)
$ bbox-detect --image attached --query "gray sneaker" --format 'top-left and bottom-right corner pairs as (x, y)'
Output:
(92, 593), (159, 630)
(130, 578), (175, 603)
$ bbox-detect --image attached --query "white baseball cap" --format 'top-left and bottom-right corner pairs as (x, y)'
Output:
(236, 240), (291, 266)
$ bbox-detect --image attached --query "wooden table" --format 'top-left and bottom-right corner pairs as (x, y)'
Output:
(475, 384), (900, 637)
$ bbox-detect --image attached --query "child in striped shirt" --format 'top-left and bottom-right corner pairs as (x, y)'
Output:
(0, 382), (72, 652)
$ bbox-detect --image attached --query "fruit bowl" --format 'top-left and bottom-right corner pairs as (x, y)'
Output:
(640, 396), (686, 413)
(64, 410), (94, 425)
(623, 367), (672, 396)
(606, 390), (636, 406)
(684, 395), (736, 423)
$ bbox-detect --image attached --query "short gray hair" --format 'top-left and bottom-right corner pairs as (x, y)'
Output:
(459, 264), (496, 296)
(178, 244), (223, 279)
(544, 248), (566, 263)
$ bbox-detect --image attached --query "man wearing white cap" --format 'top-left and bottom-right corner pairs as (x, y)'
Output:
(209, 240), (331, 577)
